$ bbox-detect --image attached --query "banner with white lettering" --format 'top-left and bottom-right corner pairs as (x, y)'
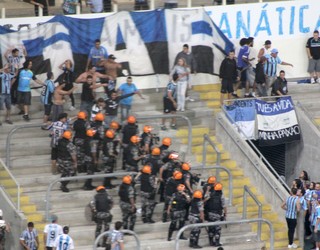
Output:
(224, 100), (256, 140)
(255, 96), (301, 146)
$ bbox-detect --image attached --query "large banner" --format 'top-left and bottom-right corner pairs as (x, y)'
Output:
(224, 100), (256, 140)
(255, 96), (301, 146)
(0, 9), (233, 81)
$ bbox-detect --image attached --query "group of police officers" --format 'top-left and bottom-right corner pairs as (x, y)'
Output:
(52, 111), (227, 249)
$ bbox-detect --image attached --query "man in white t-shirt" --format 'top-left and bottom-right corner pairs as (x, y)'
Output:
(44, 215), (63, 250)
(54, 226), (74, 250)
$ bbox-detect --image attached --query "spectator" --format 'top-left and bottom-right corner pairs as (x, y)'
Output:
(91, 97), (106, 122)
(0, 209), (10, 250)
(53, 226), (74, 250)
(16, 60), (43, 121)
(0, 64), (16, 125)
(134, 0), (149, 10)
(306, 30), (320, 84)
(213, 0), (234, 5)
(118, 76), (144, 122)
(296, 188), (307, 249)
(62, 0), (79, 14)
(41, 71), (55, 128)
(257, 40), (272, 59)
(55, 59), (76, 111)
(5, 47), (27, 74)
(219, 50), (238, 106)
(43, 214), (63, 249)
(110, 221), (124, 250)
(103, 0), (116, 12)
(75, 66), (110, 85)
(170, 58), (190, 112)
(232, 38), (247, 98)
(163, 0), (177, 9)
(174, 44), (197, 102)
(86, 39), (108, 73)
(87, 0), (103, 13)
(20, 222), (40, 250)
(264, 48), (293, 89)
(29, 0), (49, 16)
(255, 56), (267, 97)
(271, 70), (288, 96)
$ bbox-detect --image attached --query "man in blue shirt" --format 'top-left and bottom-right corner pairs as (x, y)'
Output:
(118, 77), (144, 122)
(17, 60), (43, 121)
(86, 39), (108, 73)
(20, 222), (39, 250)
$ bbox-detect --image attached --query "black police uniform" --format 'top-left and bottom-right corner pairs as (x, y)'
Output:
(118, 183), (137, 231)
(140, 173), (157, 223)
(121, 123), (138, 169)
(102, 136), (117, 188)
(189, 198), (204, 248)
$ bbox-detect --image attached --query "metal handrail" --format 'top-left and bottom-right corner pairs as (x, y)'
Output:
(93, 229), (140, 250)
(296, 101), (320, 130)
(242, 185), (262, 241)
(193, 166), (232, 206)
(45, 172), (138, 221)
(202, 134), (221, 166)
(175, 218), (274, 250)
(221, 103), (290, 192)
(136, 114), (192, 154)
(6, 123), (43, 168)
(0, 159), (21, 211)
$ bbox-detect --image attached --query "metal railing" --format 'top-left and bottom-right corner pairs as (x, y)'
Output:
(174, 218), (274, 250)
(136, 114), (192, 154)
(0, 159), (21, 211)
(201, 134), (221, 179)
(242, 185), (262, 241)
(93, 229), (140, 250)
(220, 99), (290, 193)
(193, 166), (232, 206)
(45, 172), (138, 221)
(6, 123), (43, 168)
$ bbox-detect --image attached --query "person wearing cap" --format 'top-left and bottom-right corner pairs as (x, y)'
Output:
(53, 226), (74, 250)
(306, 30), (320, 84)
(257, 40), (272, 59)
(118, 76), (144, 122)
(271, 70), (288, 96)
(90, 185), (114, 245)
(44, 215), (63, 250)
(86, 39), (108, 73)
(264, 48), (293, 90)
(189, 190), (205, 248)
(57, 130), (77, 192)
(140, 125), (155, 155)
(281, 187), (300, 249)
(20, 222), (39, 250)
(0, 209), (10, 250)
(174, 44), (197, 102)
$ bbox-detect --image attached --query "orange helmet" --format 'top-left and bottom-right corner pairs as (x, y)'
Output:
(110, 121), (119, 130)
(130, 135), (140, 144)
(62, 131), (72, 140)
(142, 165), (152, 174)
(177, 184), (185, 192)
(122, 175), (132, 185)
(95, 113), (105, 122)
(169, 152), (179, 160)
(173, 171), (183, 180)
(105, 129), (115, 139)
(96, 185), (105, 191)
(143, 125), (152, 133)
(193, 190), (203, 199)
(86, 129), (96, 137)
(162, 137), (171, 146)
(127, 115), (136, 124)
(182, 162), (191, 171)
(207, 176), (217, 184)
(77, 111), (86, 120)
(214, 183), (223, 191)
(152, 147), (160, 156)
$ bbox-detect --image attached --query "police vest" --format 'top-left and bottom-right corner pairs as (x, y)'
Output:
(119, 184), (130, 202)
(140, 173), (153, 193)
(122, 124), (138, 144)
(92, 122), (104, 141)
(102, 138), (114, 157)
(95, 191), (112, 212)
(172, 192), (188, 211)
(149, 156), (162, 176)
(57, 138), (71, 160)
(126, 144), (139, 166)
(206, 191), (223, 214)
(190, 199), (201, 215)
(73, 119), (87, 139)
(165, 178), (183, 197)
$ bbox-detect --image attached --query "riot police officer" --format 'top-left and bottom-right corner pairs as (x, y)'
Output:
(118, 175), (136, 231)
(102, 129), (117, 188)
(167, 184), (190, 241)
(83, 129), (96, 190)
(138, 165), (157, 223)
(203, 176), (216, 198)
(189, 190), (204, 249)
(140, 125), (153, 155)
(90, 186), (113, 247)
(204, 183), (226, 247)
(57, 130), (77, 193)
(159, 137), (172, 163)
(91, 113), (105, 169)
(125, 135), (145, 172)
(144, 147), (163, 176)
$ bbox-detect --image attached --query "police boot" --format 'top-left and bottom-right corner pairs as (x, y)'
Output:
(167, 229), (174, 241)
(215, 237), (222, 247)
(192, 238), (202, 249)
(189, 239), (195, 248)
(129, 225), (134, 231)
(104, 178), (116, 189)
(83, 179), (96, 190)
(209, 236), (215, 246)
(179, 233), (188, 240)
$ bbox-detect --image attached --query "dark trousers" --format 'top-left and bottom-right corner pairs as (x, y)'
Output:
(286, 217), (297, 245)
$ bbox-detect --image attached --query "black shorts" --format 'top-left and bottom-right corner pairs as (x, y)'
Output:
(51, 147), (58, 160)
(44, 104), (52, 116)
(220, 79), (234, 94)
(17, 91), (31, 105)
(163, 97), (176, 113)
(238, 67), (247, 83)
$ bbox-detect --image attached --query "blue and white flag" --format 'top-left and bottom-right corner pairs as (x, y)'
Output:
(224, 100), (256, 139)
(255, 96), (301, 146)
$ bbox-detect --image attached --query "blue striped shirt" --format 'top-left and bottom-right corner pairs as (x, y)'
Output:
(20, 228), (38, 250)
(54, 234), (74, 250)
(285, 196), (298, 219)
(44, 223), (63, 247)
(41, 79), (55, 105)
(264, 54), (282, 77)
(0, 72), (15, 94)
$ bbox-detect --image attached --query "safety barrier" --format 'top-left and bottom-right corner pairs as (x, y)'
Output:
(45, 172), (138, 221)
(242, 185), (262, 241)
(202, 134), (221, 166)
(93, 229), (140, 250)
(174, 218), (274, 250)
(136, 114), (192, 155)
(0, 159), (21, 211)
